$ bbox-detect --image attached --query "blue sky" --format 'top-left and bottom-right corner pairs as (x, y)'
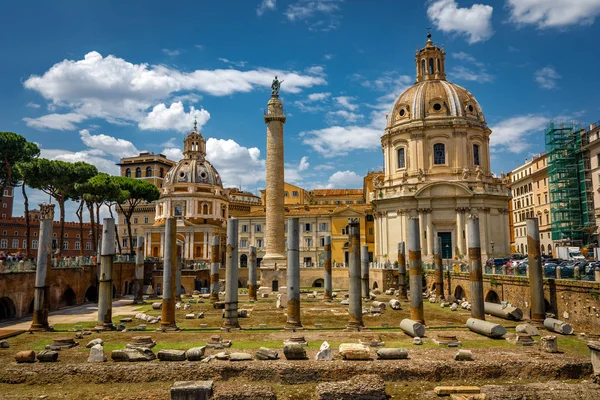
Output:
(2, 0), (600, 220)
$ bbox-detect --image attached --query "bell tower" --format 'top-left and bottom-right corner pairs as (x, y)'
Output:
(415, 32), (446, 82)
(183, 119), (206, 160)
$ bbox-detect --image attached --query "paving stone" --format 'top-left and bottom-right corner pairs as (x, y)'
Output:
(158, 349), (187, 361)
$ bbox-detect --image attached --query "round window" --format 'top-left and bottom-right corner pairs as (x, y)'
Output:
(200, 172), (208, 179)
(399, 109), (405, 117)
(179, 171), (185, 178)
(468, 104), (474, 112)
(433, 103), (442, 111)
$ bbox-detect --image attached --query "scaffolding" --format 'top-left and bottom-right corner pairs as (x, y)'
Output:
(545, 121), (594, 246)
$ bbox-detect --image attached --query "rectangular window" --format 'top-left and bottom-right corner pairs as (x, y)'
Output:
(292, 191), (299, 197)
(544, 194), (548, 203)
(133, 217), (138, 224)
(304, 238), (312, 248)
(86, 242), (91, 250)
(433, 143), (445, 165)
(255, 224), (261, 233)
(304, 223), (312, 232)
(241, 225), (248, 233)
(256, 239), (263, 248)
(133, 228), (137, 234)
(62, 241), (68, 250)
(319, 223), (328, 231)
(397, 147), (406, 168)
(22, 239), (27, 249)
(75, 241), (80, 250)
(546, 214), (549, 224)
(537, 195), (541, 204)
(132, 238), (137, 247)
(11, 239), (18, 249)
(122, 238), (127, 247)
(32, 240), (38, 249)
(473, 144), (480, 166)
(320, 237), (325, 247)
(346, 201), (353, 204)
(2, 190), (7, 196)
(240, 239), (248, 248)
(537, 181), (540, 189)
(144, 216), (149, 224)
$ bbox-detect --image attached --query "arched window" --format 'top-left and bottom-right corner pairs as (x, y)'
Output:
(397, 148), (405, 169)
(159, 168), (164, 178)
(433, 143), (445, 165)
(473, 144), (480, 166)
(429, 58), (434, 75)
(125, 168), (131, 178)
(202, 204), (209, 214)
(135, 168), (142, 178)
(541, 244), (545, 255)
(421, 59), (426, 77)
(437, 58), (441, 73)
(548, 244), (552, 256)
(146, 167), (152, 177)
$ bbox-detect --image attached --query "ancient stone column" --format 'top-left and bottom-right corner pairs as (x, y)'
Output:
(434, 236), (444, 300)
(408, 217), (424, 324)
(527, 218), (545, 322)
(30, 203), (55, 332)
(209, 235), (220, 301)
(248, 246), (258, 301)
(96, 218), (116, 331)
(361, 245), (369, 298)
(133, 235), (145, 304)
(175, 252), (182, 301)
(262, 93), (287, 269)
(323, 236), (333, 301)
(161, 217), (178, 330)
(222, 218), (241, 330)
(397, 242), (408, 300)
(468, 215), (485, 320)
(346, 218), (364, 330)
(286, 218), (302, 329)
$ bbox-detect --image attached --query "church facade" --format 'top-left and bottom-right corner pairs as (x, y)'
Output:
(371, 35), (511, 263)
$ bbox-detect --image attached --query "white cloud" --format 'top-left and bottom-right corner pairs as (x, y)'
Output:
(326, 110), (363, 123)
(535, 67), (561, 89)
(218, 58), (248, 68)
(284, 0), (344, 31)
(195, 44), (205, 50)
(40, 148), (120, 175)
(257, 0), (277, 16)
(452, 51), (484, 67)
(139, 102), (211, 132)
(307, 92), (330, 101)
(427, 0), (494, 44)
(160, 137), (178, 148)
(301, 125), (380, 156)
(314, 163), (334, 171)
(162, 49), (181, 56)
(326, 170), (363, 188)
(334, 96), (358, 111)
(23, 113), (87, 130)
(23, 51), (326, 130)
(489, 114), (548, 153)
(507, 0), (600, 28)
(79, 129), (139, 158)
(449, 65), (494, 83)
(205, 138), (266, 188)
(161, 147), (183, 162)
(298, 156), (310, 171)
(26, 102), (40, 108)
(324, 54), (334, 60)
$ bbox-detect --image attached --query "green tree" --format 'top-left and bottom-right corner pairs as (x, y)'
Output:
(0, 132), (39, 203)
(20, 159), (98, 257)
(15, 142), (41, 258)
(112, 176), (160, 255)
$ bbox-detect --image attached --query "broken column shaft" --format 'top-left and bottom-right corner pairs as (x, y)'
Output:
(222, 218), (241, 330)
(286, 217), (302, 329)
(209, 235), (220, 302)
(96, 218), (116, 331)
(527, 218), (545, 322)
(434, 236), (444, 300)
(347, 218), (364, 330)
(397, 242), (407, 300)
(161, 217), (178, 330)
(248, 245), (258, 301)
(30, 203), (55, 331)
(468, 215), (485, 320)
(408, 217), (424, 324)
(323, 236), (333, 301)
(134, 235), (144, 304)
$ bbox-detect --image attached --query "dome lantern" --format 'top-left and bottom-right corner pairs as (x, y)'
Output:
(415, 32), (446, 82)
(183, 118), (206, 160)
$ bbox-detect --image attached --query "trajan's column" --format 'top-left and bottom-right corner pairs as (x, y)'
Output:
(262, 76), (287, 269)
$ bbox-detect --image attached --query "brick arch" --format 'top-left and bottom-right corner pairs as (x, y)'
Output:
(454, 285), (466, 301)
(0, 296), (17, 321)
(485, 289), (501, 304)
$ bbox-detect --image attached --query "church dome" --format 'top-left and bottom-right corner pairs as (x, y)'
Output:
(163, 123), (223, 188)
(386, 34), (485, 129)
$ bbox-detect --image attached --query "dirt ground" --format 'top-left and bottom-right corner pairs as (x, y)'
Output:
(0, 291), (597, 399)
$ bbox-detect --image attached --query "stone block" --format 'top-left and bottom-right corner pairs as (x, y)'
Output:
(127, 336), (156, 348)
(111, 348), (156, 362)
(255, 347), (279, 360)
(0, 340), (9, 348)
(516, 324), (540, 336)
(389, 299), (401, 310)
(316, 374), (387, 400)
(86, 338), (103, 348)
(276, 293), (287, 308)
(170, 380), (213, 400)
(371, 301), (386, 310)
(158, 350), (187, 361)
(338, 343), (370, 360)
(541, 335), (559, 353)
(185, 313), (195, 319)
(15, 350), (36, 363)
(449, 394), (486, 400)
(450, 303), (458, 311)
(544, 318), (573, 335)
(152, 302), (162, 310)
(197, 313), (204, 319)
(261, 293), (269, 298)
(454, 349), (473, 361)
(229, 352), (253, 361)
(588, 341), (600, 376)
(186, 346), (206, 362)
(340, 300), (349, 305)
(283, 343), (306, 360)
(315, 341), (333, 361)
(36, 350), (58, 362)
(215, 352), (230, 360)
(213, 302), (226, 309)
(238, 309), (248, 318)
(376, 348), (408, 360)
(413, 337), (423, 345)
(87, 344), (107, 362)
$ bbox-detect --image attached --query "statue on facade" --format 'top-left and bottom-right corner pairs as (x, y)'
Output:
(372, 174), (383, 188)
(271, 76), (284, 95)
(417, 168), (424, 181)
(476, 165), (483, 181)
(402, 171), (408, 183)
(462, 167), (470, 180)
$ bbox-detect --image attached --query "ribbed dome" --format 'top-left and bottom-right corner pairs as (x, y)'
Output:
(387, 80), (485, 128)
(164, 158), (222, 187)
